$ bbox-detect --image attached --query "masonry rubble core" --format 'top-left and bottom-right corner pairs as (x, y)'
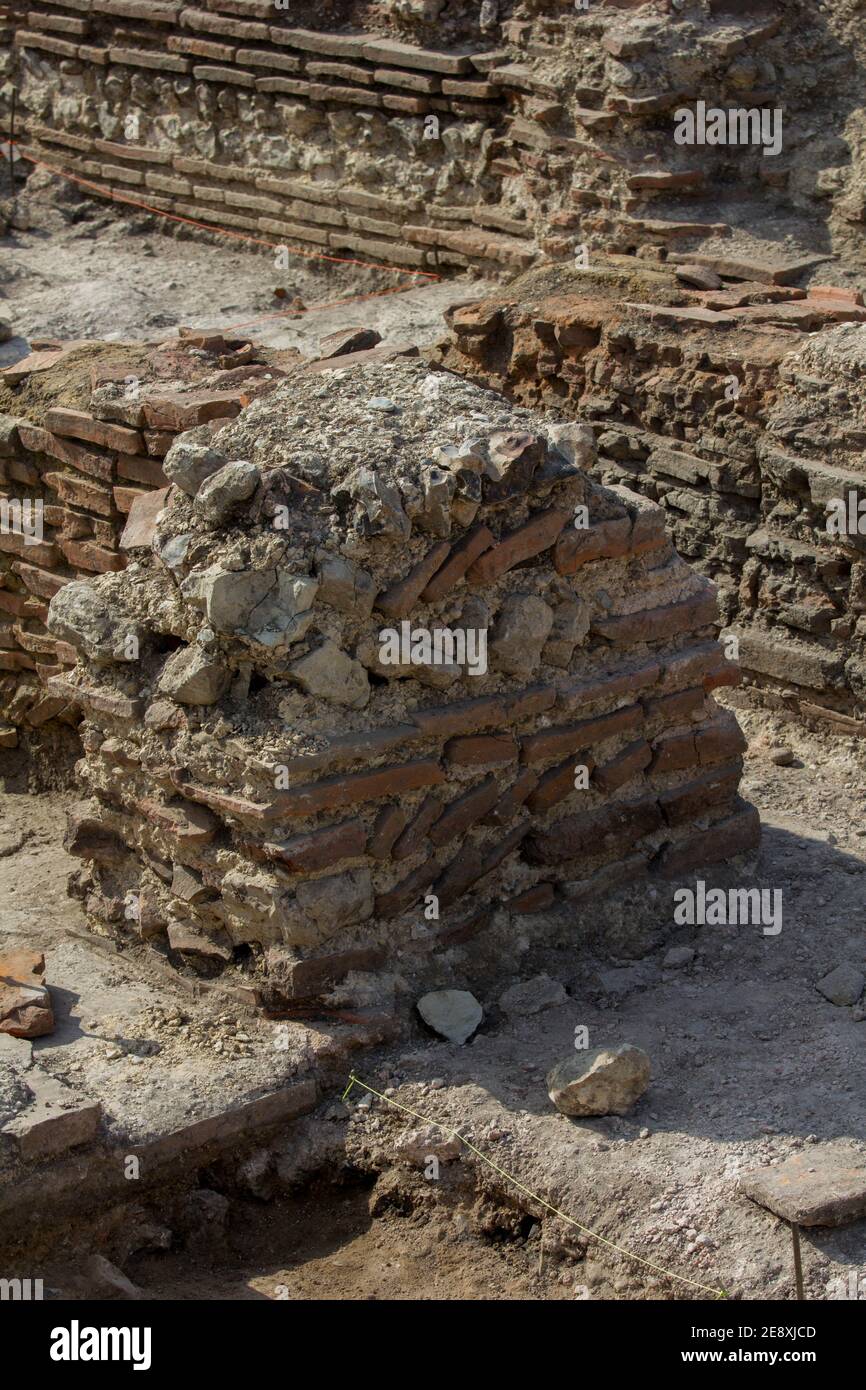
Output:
(0, 337), (761, 1010)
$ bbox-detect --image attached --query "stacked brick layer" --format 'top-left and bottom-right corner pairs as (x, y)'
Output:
(6, 1), (862, 275)
(0, 329), (287, 737)
(9, 0), (538, 276)
(435, 271), (866, 730)
(49, 356), (757, 1007)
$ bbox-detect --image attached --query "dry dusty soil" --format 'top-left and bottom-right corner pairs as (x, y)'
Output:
(0, 169), (487, 365)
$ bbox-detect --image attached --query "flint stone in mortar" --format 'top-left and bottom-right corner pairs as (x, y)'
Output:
(47, 582), (144, 665)
(163, 427), (228, 496)
(194, 460), (260, 523)
(157, 646), (230, 706)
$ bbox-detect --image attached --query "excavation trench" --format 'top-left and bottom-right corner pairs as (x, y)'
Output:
(3, 1113), (595, 1303)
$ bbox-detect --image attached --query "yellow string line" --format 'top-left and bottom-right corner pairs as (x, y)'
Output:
(342, 1072), (727, 1299)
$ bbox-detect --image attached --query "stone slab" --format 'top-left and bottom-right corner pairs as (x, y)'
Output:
(740, 1147), (866, 1227)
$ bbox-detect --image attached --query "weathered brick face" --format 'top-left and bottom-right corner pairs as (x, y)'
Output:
(0, 336), (262, 748)
(435, 281), (866, 734)
(29, 354), (757, 1006)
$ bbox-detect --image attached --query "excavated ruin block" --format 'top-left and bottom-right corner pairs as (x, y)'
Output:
(47, 359), (758, 1006)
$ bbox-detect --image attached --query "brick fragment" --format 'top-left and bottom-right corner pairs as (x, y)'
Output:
(258, 819), (367, 871)
(391, 795), (443, 860)
(368, 804), (406, 859)
(44, 407), (143, 455)
(116, 455), (169, 487)
(7, 459), (41, 488)
(120, 486), (171, 551)
(429, 776), (500, 846)
(562, 854), (649, 901)
(704, 660), (741, 693)
(142, 390), (243, 430)
(434, 905), (491, 948)
(45, 677), (143, 720)
(11, 564), (71, 601)
(504, 684), (556, 721)
(168, 35), (236, 61)
(520, 704), (643, 765)
(480, 822), (531, 875)
(433, 844), (485, 907)
(593, 739), (652, 793)
(444, 734), (518, 766)
(659, 640), (721, 693)
(267, 759), (446, 821)
(484, 768), (538, 826)
(193, 64), (256, 86)
(376, 542), (452, 618)
(467, 508), (571, 585)
(0, 533), (58, 568)
(270, 27), (366, 59)
(44, 471), (114, 517)
(373, 67), (440, 93)
(276, 946), (387, 999)
(420, 525), (494, 603)
(143, 430), (174, 458)
(109, 47), (190, 72)
(17, 423), (114, 481)
(650, 730), (696, 774)
(136, 798), (219, 845)
(659, 762), (742, 827)
(59, 540), (124, 573)
(557, 661), (661, 714)
(114, 487), (148, 515)
(145, 173), (193, 196)
(0, 592), (27, 617)
(0, 652), (37, 672)
(270, 724), (422, 778)
(695, 716), (748, 766)
(526, 797), (663, 867)
(591, 591), (718, 646)
(360, 37), (472, 74)
(382, 94), (429, 114)
(554, 516), (631, 574)
(656, 802), (760, 877)
(375, 857), (440, 918)
(27, 12), (89, 36)
(643, 686), (706, 726)
(95, 1), (180, 21)
(236, 46), (300, 70)
(15, 30), (80, 58)
(411, 693), (505, 738)
(508, 883), (555, 914)
(172, 781), (269, 820)
(526, 755), (595, 815)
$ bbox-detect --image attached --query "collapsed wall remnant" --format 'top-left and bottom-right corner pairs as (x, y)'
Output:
(435, 266), (866, 732)
(45, 355), (758, 1009)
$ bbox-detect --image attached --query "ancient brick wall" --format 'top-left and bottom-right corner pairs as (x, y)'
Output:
(434, 269), (866, 731)
(7, 0), (537, 278)
(6, 1), (864, 276)
(46, 355), (757, 1007)
(0, 329), (290, 745)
